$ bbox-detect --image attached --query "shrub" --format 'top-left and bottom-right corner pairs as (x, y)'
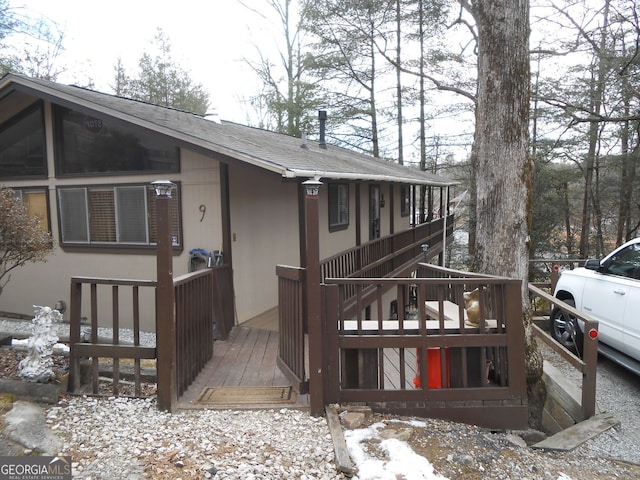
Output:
(0, 187), (53, 296)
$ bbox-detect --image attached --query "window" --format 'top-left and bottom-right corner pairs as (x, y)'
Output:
(0, 102), (46, 179)
(604, 243), (640, 279)
(54, 106), (180, 176)
(328, 183), (349, 231)
(57, 184), (181, 247)
(401, 185), (410, 217)
(13, 187), (50, 232)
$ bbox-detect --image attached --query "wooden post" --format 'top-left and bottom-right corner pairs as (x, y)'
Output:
(153, 180), (177, 412)
(303, 178), (324, 416)
(68, 279), (82, 393)
(581, 318), (599, 418)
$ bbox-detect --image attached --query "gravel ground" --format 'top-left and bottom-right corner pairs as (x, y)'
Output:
(40, 396), (640, 480)
(3, 316), (640, 479)
(0, 316), (156, 346)
(541, 342), (640, 467)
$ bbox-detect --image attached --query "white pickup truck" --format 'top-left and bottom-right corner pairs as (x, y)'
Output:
(551, 237), (640, 375)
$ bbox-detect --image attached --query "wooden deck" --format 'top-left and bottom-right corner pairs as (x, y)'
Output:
(177, 307), (432, 409)
(178, 310), (310, 409)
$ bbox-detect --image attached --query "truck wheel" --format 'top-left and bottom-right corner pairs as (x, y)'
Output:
(549, 299), (584, 355)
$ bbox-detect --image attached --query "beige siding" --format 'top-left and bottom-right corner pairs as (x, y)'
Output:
(0, 143), (222, 332)
(318, 182), (357, 260)
(228, 165), (300, 324)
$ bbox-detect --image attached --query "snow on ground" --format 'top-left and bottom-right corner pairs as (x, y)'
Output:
(344, 420), (448, 480)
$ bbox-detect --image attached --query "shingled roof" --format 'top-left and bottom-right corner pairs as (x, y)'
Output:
(0, 74), (457, 187)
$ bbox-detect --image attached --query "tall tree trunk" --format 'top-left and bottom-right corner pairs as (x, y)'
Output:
(418, 0), (427, 223)
(396, 0), (404, 165)
(469, 0), (542, 427)
(616, 65), (636, 244)
(560, 181), (573, 254)
(579, 0), (610, 258)
(369, 30), (380, 158)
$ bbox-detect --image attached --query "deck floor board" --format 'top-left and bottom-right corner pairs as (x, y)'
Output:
(179, 312), (425, 408)
(179, 324), (296, 408)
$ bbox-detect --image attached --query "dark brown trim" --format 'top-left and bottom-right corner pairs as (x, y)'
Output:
(355, 183), (361, 246)
(220, 163), (232, 268)
(298, 182), (307, 267)
(58, 245), (184, 255)
(389, 183), (395, 235)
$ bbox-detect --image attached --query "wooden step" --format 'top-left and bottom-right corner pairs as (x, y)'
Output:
(532, 412), (619, 451)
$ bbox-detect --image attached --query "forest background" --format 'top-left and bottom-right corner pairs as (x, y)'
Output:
(1, 0), (639, 268)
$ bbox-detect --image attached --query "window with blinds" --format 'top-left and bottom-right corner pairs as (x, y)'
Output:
(58, 184), (180, 247)
(13, 187), (50, 232)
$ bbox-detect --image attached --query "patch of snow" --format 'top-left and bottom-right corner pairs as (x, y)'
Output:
(345, 422), (448, 480)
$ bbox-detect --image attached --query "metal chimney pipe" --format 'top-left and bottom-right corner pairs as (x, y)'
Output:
(318, 110), (327, 149)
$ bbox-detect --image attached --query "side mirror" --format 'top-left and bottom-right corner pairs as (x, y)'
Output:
(584, 259), (601, 270)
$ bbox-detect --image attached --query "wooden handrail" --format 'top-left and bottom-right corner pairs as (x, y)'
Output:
(528, 283), (599, 419)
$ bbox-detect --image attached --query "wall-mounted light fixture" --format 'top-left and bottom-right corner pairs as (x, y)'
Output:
(302, 177), (322, 196)
(151, 180), (176, 198)
(421, 243), (429, 262)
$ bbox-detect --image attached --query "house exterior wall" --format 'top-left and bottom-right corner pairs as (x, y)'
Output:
(228, 164), (300, 323)
(316, 181), (413, 262)
(317, 182), (357, 260)
(0, 99), (223, 332)
(0, 88), (427, 334)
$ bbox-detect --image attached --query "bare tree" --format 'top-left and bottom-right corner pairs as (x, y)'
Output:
(302, 0), (397, 156)
(0, 188), (52, 297)
(0, 1), (67, 81)
(534, 0), (640, 255)
(240, 0), (320, 137)
(463, 0), (543, 427)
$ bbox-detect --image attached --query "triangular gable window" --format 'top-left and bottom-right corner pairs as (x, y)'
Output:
(0, 102), (46, 179)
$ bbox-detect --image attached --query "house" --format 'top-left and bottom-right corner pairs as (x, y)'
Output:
(0, 73), (458, 332)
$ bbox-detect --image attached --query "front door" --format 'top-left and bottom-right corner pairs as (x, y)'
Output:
(369, 184), (381, 240)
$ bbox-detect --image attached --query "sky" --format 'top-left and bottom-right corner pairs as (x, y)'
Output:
(8, 0), (277, 123)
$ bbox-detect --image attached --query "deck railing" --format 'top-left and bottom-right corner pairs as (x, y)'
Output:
(276, 265), (307, 393)
(528, 284), (598, 420)
(321, 267), (528, 429)
(69, 265), (233, 401)
(68, 277), (157, 397)
(277, 218), (453, 396)
(174, 269), (215, 397)
(528, 259), (586, 315)
(321, 216), (453, 284)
